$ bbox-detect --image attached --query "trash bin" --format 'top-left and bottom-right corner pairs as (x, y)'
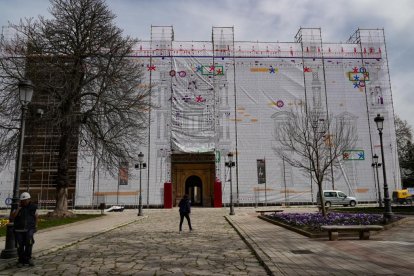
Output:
(99, 203), (106, 214)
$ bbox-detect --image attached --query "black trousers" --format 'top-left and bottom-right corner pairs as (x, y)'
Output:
(15, 229), (35, 263)
(179, 212), (192, 231)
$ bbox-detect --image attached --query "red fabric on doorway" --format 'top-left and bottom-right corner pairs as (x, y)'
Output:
(214, 179), (222, 208)
(164, 182), (173, 208)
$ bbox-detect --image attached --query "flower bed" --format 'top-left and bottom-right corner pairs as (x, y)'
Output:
(266, 212), (392, 233)
(0, 217), (8, 228)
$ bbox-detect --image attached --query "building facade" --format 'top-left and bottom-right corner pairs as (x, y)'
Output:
(0, 27), (401, 208)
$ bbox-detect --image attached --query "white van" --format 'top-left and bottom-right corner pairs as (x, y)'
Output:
(317, 190), (357, 207)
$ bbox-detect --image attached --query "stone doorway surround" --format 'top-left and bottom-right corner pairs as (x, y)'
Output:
(171, 153), (215, 207)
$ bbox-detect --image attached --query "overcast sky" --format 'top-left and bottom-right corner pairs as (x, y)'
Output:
(1, 0), (413, 128)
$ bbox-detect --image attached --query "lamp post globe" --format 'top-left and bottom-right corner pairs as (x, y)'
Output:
(228, 152), (233, 162)
(18, 79), (34, 105)
(374, 114), (384, 131)
(1, 79), (34, 259)
(372, 154), (378, 165)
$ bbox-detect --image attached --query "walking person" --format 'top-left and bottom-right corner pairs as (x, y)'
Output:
(11, 192), (38, 267)
(178, 194), (193, 233)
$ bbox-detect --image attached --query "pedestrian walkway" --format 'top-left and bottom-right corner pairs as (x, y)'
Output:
(0, 209), (143, 271)
(228, 208), (414, 275)
(0, 208), (267, 275)
(0, 207), (413, 275)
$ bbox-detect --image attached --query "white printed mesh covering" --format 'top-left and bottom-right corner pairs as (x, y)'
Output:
(69, 27), (401, 206)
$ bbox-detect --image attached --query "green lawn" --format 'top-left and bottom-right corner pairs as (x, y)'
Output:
(0, 214), (103, 237)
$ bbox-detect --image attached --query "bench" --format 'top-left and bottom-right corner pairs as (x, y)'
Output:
(255, 210), (283, 216)
(321, 225), (384, 241)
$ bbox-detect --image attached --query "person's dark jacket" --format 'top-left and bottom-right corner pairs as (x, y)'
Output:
(178, 198), (191, 214)
(13, 203), (37, 231)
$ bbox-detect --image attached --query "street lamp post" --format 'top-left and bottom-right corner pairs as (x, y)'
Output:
(225, 152), (235, 215)
(374, 114), (393, 223)
(372, 154), (383, 207)
(1, 80), (34, 259)
(135, 152), (146, 216)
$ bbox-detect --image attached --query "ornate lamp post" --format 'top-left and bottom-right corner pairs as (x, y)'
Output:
(372, 154), (383, 207)
(1, 79), (34, 259)
(225, 152), (235, 215)
(135, 152), (146, 216)
(374, 114), (393, 223)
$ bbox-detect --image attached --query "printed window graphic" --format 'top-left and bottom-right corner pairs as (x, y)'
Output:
(370, 86), (384, 106)
(201, 65), (224, 76)
(348, 67), (369, 89)
(343, 150), (365, 160)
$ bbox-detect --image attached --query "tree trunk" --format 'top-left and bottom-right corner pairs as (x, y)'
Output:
(317, 183), (327, 217)
(56, 185), (68, 210)
(315, 161), (327, 217)
(47, 185), (74, 218)
(48, 129), (76, 218)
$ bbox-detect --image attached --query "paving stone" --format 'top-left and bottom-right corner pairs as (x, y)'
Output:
(228, 208), (414, 275)
(0, 208), (265, 275)
(2, 207), (414, 275)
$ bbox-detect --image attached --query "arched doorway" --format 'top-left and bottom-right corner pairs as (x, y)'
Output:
(171, 153), (215, 207)
(185, 175), (203, 206)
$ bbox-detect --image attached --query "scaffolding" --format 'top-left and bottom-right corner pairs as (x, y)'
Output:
(0, 26), (400, 207)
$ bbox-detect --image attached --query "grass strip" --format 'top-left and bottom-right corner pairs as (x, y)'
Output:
(0, 214), (103, 237)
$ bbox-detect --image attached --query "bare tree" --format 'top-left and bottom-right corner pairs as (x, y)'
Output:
(395, 115), (412, 154)
(395, 115), (414, 179)
(0, 0), (152, 216)
(273, 106), (357, 217)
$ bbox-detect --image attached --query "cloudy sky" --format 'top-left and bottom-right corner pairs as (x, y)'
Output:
(1, 0), (413, 127)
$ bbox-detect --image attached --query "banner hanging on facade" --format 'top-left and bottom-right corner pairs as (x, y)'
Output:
(170, 55), (217, 153)
(257, 159), (266, 184)
(119, 162), (129, 185)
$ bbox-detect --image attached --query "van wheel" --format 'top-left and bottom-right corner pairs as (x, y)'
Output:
(325, 201), (331, 207)
(349, 201), (356, 207)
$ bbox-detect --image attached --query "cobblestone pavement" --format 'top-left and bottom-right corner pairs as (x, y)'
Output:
(2, 207), (414, 275)
(0, 208), (268, 276)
